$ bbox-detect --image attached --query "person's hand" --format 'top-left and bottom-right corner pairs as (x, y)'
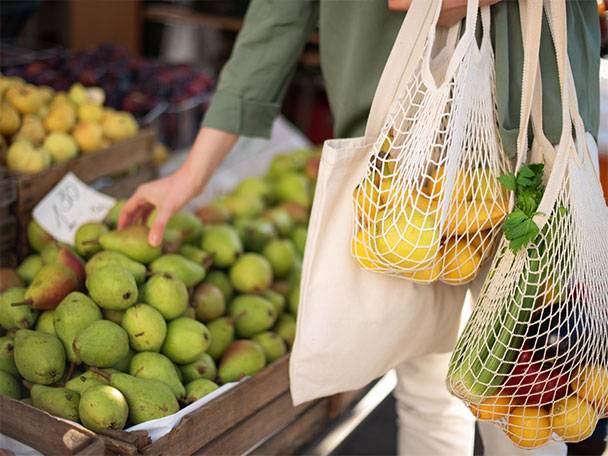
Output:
(388, 0), (502, 27)
(118, 127), (238, 246)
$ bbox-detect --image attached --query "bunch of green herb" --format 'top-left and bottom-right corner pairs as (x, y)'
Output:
(498, 164), (545, 252)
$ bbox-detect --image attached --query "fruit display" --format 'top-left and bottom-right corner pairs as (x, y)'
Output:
(447, 164), (607, 448)
(0, 75), (140, 174)
(351, 130), (508, 285)
(1, 43), (214, 122)
(0, 146), (318, 433)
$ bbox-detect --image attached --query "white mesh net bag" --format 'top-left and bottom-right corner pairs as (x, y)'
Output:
(351, 0), (510, 285)
(447, 0), (608, 449)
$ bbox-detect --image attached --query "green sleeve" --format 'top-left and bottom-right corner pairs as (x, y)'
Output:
(202, 0), (319, 138)
(492, 1), (600, 159)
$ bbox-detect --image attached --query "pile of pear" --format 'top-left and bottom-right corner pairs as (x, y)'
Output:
(0, 147), (319, 433)
(0, 75), (138, 174)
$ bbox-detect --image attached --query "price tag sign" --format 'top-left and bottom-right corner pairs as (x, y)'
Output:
(33, 173), (116, 245)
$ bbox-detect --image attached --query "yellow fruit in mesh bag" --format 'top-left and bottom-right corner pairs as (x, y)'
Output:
(375, 207), (440, 269)
(441, 238), (482, 284)
(471, 167), (505, 201)
(572, 365), (608, 406)
(401, 257), (442, 283)
(470, 230), (495, 258)
(351, 229), (382, 269)
(507, 406), (551, 448)
(445, 199), (507, 236)
(551, 396), (598, 441)
(469, 395), (512, 421)
(422, 165), (472, 201)
(354, 177), (391, 222)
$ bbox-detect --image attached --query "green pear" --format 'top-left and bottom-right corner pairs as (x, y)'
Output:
(25, 264), (79, 310)
(204, 271), (234, 302)
(266, 152), (306, 179)
(31, 385), (80, 421)
(291, 226), (307, 257)
(252, 331), (287, 363)
(182, 306), (196, 319)
(149, 254), (205, 287)
(178, 245), (211, 265)
(288, 286), (300, 315)
(206, 317), (235, 361)
(109, 372), (179, 424)
(270, 280), (290, 298)
(121, 303), (166, 352)
(262, 239), (296, 278)
(218, 340), (266, 384)
(164, 211), (204, 244)
(0, 336), (18, 375)
(27, 220), (54, 253)
(86, 265), (138, 310)
(0, 370), (20, 399)
(184, 379), (219, 404)
(75, 222), (108, 258)
(229, 253), (273, 294)
(65, 373), (106, 394)
(234, 218), (276, 252)
(54, 292), (102, 363)
(111, 349), (135, 373)
(143, 272), (188, 320)
(130, 352), (185, 399)
(103, 309), (125, 325)
(263, 289), (286, 314)
(0, 287), (37, 330)
(162, 317), (210, 364)
(192, 283), (225, 322)
(223, 194), (264, 219)
(86, 251), (146, 285)
(73, 320), (129, 368)
(234, 177), (272, 202)
(43, 132), (78, 162)
(262, 208), (294, 236)
(273, 313), (296, 348)
(16, 255), (43, 284)
(99, 226), (162, 264)
(229, 295), (277, 338)
(35, 310), (56, 335)
(274, 173), (311, 207)
(200, 225), (243, 268)
(14, 329), (65, 384)
(42, 244), (86, 285)
(40, 242), (62, 264)
(180, 352), (217, 382)
(195, 201), (231, 224)
(0, 268), (23, 293)
(79, 385), (128, 432)
(104, 199), (126, 228)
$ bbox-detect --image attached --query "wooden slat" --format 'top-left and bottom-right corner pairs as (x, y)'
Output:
(193, 393), (316, 456)
(72, 438), (107, 456)
(0, 395), (96, 456)
(250, 399), (329, 455)
(143, 356), (291, 456)
(14, 128), (155, 215)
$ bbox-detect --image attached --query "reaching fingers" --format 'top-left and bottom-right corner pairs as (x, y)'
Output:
(118, 190), (150, 229)
(148, 204), (173, 247)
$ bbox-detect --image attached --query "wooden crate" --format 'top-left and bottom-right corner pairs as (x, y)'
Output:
(0, 356), (362, 456)
(10, 128), (156, 259)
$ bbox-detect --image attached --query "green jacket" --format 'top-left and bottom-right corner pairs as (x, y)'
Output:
(203, 0), (599, 158)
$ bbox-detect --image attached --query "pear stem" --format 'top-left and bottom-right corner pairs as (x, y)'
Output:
(22, 380), (33, 391)
(10, 300), (32, 307)
(81, 240), (100, 246)
(61, 362), (76, 385)
(89, 367), (111, 382)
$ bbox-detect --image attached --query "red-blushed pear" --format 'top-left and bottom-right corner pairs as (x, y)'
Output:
(218, 340), (266, 384)
(55, 246), (86, 286)
(24, 264), (79, 310)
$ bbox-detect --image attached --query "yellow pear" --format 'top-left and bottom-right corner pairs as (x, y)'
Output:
(444, 200), (507, 236)
(49, 92), (75, 110)
(401, 257), (442, 283)
(43, 132), (79, 162)
(68, 83), (89, 106)
(0, 101), (21, 135)
(351, 229), (383, 270)
(471, 167), (505, 201)
(14, 114), (46, 145)
(441, 238), (481, 284)
(38, 86), (55, 104)
(0, 76), (24, 98)
(101, 112), (138, 142)
(44, 105), (76, 133)
(6, 85), (43, 114)
(78, 103), (103, 123)
(375, 207), (440, 269)
(6, 140), (51, 174)
(422, 165), (472, 202)
(73, 121), (104, 153)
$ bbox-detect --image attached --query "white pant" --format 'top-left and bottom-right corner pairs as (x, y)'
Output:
(394, 352), (568, 456)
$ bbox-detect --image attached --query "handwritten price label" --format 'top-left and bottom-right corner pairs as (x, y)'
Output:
(33, 173), (116, 245)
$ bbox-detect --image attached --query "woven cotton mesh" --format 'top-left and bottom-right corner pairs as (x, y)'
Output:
(447, 148), (608, 448)
(351, 24), (509, 285)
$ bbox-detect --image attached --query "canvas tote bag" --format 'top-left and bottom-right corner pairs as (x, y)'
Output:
(447, 0), (608, 448)
(290, 0), (499, 405)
